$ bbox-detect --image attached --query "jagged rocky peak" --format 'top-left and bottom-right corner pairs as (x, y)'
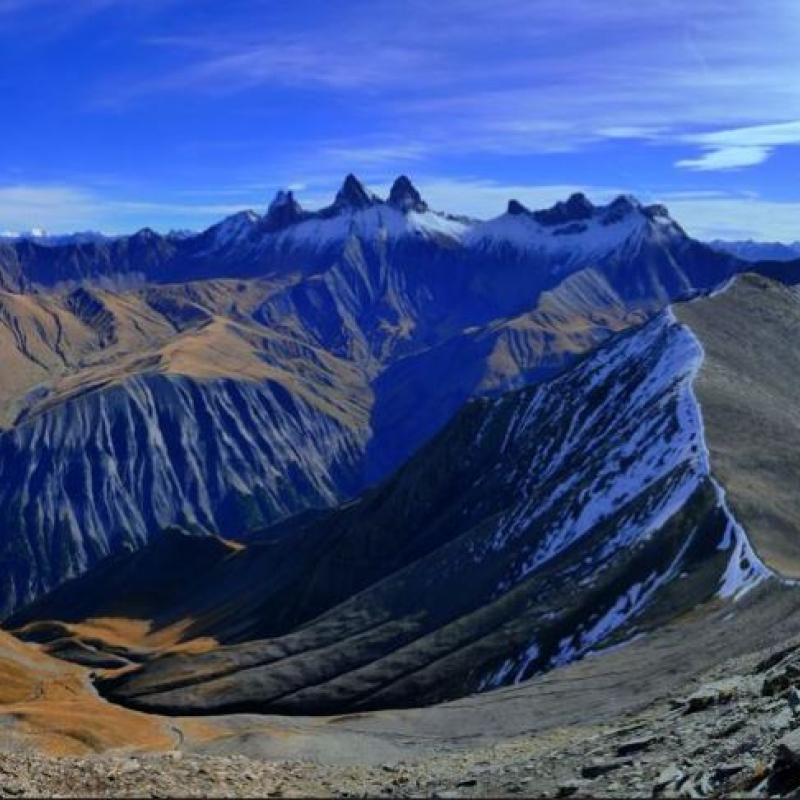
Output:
(565, 191), (595, 215)
(642, 202), (677, 225)
(333, 173), (380, 210)
(533, 193), (596, 226)
(388, 175), (428, 213)
(263, 189), (305, 231)
(507, 199), (530, 216)
(601, 194), (643, 224)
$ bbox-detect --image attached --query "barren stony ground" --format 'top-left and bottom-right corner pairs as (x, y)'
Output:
(5, 547), (800, 798)
(7, 625), (800, 798)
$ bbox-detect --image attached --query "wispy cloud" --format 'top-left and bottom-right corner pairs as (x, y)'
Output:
(10, 0), (798, 175)
(115, 40), (427, 104)
(0, 183), (245, 233)
(676, 120), (800, 171)
(676, 146), (772, 171)
(317, 140), (432, 169)
(93, 0), (800, 170)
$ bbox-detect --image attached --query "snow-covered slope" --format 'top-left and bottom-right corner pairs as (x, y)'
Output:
(201, 210), (261, 251)
(465, 195), (656, 265)
(269, 203), (469, 251)
(464, 194), (729, 296)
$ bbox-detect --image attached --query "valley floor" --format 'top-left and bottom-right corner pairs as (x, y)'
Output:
(5, 581), (800, 797)
(3, 633), (800, 799)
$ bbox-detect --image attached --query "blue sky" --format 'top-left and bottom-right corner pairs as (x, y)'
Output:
(2, 0), (800, 240)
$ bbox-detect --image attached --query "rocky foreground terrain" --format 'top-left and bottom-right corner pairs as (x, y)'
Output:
(6, 621), (800, 798)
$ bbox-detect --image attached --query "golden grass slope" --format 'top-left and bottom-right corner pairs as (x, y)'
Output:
(0, 277), (371, 431)
(0, 628), (179, 755)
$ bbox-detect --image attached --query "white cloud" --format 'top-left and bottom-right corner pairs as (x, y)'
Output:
(675, 146), (773, 171)
(676, 120), (800, 171)
(0, 184), (245, 234)
(689, 120), (800, 148)
(6, 0), (800, 180)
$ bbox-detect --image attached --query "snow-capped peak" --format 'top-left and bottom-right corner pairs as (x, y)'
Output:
(600, 194), (642, 225)
(256, 174), (469, 248)
(131, 227), (162, 241)
(167, 229), (196, 241)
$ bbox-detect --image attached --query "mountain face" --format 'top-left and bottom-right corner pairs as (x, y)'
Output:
(13, 276), (785, 717)
(0, 177), (787, 619)
(0, 266), (648, 616)
(0, 374), (368, 615)
(0, 278), (375, 616)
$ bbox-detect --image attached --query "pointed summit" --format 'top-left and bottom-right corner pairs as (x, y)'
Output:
(388, 175), (428, 212)
(268, 190), (298, 213)
(333, 174), (379, 210)
(507, 199), (530, 216)
(564, 192), (595, 217)
(263, 190), (304, 231)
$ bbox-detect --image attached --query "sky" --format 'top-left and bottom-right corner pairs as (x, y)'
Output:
(1, 0), (800, 240)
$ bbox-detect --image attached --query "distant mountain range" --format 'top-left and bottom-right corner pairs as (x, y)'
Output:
(0, 175), (795, 625)
(0, 174), (737, 292)
(709, 239), (800, 262)
(0, 229), (116, 246)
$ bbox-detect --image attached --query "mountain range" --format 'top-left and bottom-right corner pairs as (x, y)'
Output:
(710, 239), (800, 262)
(1, 175), (799, 712)
(0, 175), (761, 617)
(5, 174), (800, 800)
(8, 273), (799, 720)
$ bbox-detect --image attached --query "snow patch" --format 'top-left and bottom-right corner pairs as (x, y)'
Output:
(272, 205), (469, 250)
